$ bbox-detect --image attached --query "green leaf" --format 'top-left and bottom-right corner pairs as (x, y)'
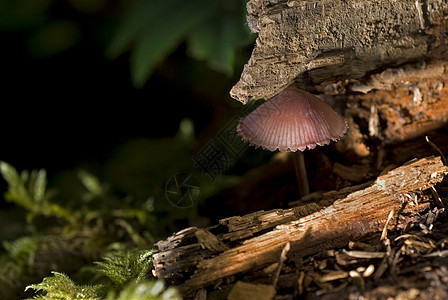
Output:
(0, 161), (34, 210)
(78, 170), (104, 201)
(25, 271), (104, 300)
(187, 20), (219, 64)
(32, 169), (47, 203)
(0, 161), (75, 223)
(3, 236), (41, 271)
(95, 249), (155, 289)
(107, 0), (254, 87)
(187, 9), (254, 75)
(106, 0), (179, 58)
(130, 0), (220, 87)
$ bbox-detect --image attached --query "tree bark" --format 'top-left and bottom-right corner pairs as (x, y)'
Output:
(230, 0), (448, 103)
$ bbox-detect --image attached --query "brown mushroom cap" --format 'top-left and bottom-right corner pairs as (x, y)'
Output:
(237, 88), (348, 152)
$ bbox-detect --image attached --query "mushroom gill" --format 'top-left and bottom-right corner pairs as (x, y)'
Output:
(237, 88), (348, 152)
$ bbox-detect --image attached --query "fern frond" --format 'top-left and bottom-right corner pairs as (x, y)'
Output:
(0, 161), (35, 210)
(29, 169), (47, 204)
(25, 271), (104, 300)
(3, 236), (41, 269)
(78, 170), (104, 202)
(0, 161), (75, 223)
(95, 249), (155, 289)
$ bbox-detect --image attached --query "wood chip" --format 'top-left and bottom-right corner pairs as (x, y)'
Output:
(343, 249), (387, 259)
(316, 270), (349, 283)
(362, 265), (375, 277)
(195, 229), (229, 253)
(381, 209), (395, 241)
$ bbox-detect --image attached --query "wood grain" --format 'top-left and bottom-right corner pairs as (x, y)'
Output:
(230, 0), (448, 103)
(152, 156), (448, 295)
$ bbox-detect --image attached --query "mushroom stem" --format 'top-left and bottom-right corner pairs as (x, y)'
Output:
(292, 151), (310, 197)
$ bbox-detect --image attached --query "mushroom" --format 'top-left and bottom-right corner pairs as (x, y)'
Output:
(237, 87), (348, 197)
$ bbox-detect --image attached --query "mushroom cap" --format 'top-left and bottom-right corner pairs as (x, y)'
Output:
(237, 88), (348, 152)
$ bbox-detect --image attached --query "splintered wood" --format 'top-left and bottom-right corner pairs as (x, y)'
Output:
(230, 0), (448, 103)
(342, 60), (448, 145)
(152, 156), (448, 296)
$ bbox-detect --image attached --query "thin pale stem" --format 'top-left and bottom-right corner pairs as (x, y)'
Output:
(293, 151), (310, 197)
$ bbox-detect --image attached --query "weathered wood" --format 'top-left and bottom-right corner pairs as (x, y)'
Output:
(152, 203), (322, 280)
(152, 156), (448, 295)
(217, 203), (321, 241)
(230, 0), (448, 103)
(341, 60), (448, 145)
(195, 228), (229, 253)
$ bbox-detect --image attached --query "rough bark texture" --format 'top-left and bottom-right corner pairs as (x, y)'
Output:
(328, 60), (448, 150)
(230, 0), (448, 103)
(152, 156), (448, 298)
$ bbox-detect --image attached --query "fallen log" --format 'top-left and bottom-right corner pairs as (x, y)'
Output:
(230, 0), (448, 103)
(152, 156), (448, 297)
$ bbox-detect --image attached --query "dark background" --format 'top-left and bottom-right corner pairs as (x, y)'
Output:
(0, 2), (263, 249)
(0, 0), (253, 183)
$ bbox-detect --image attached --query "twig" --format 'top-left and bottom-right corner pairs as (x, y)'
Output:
(426, 136), (448, 166)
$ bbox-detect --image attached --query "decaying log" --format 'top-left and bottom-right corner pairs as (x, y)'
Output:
(230, 0), (448, 103)
(152, 156), (448, 296)
(152, 203), (322, 281)
(340, 60), (448, 145)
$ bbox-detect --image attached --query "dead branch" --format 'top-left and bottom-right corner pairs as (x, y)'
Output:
(152, 156), (448, 296)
